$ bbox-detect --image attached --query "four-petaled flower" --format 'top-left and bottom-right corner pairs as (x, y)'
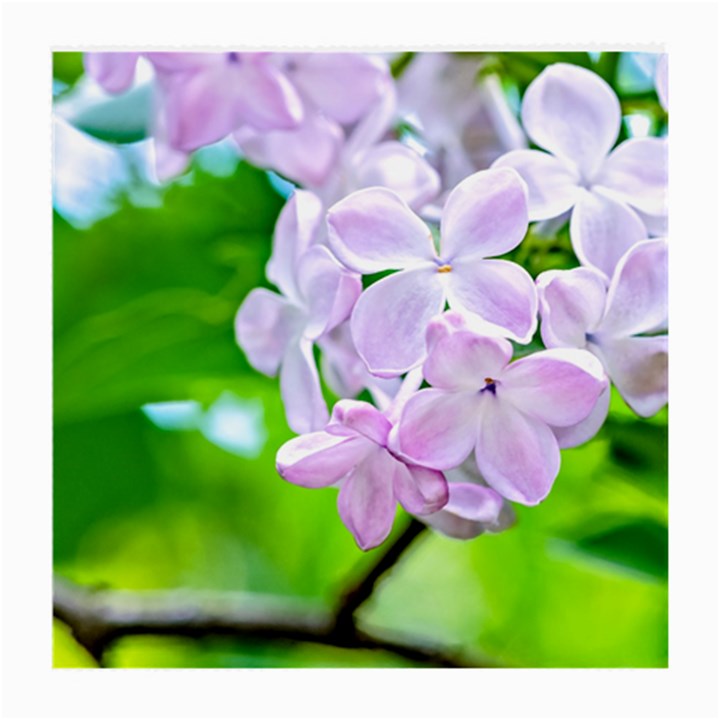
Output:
(327, 167), (537, 376)
(235, 191), (361, 433)
(494, 63), (667, 278)
(537, 238), (668, 417)
(277, 399), (449, 550)
(394, 313), (607, 505)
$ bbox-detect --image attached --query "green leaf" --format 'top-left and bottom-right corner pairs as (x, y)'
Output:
(67, 84), (152, 144)
(54, 162), (284, 423)
(53, 52), (85, 87)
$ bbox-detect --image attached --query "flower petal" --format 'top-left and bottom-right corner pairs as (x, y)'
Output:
(397, 389), (480, 470)
(352, 142), (441, 211)
(234, 289), (303, 376)
(551, 384), (610, 449)
(337, 448), (398, 550)
(500, 348), (607, 427)
(492, 149), (581, 221)
(351, 266), (445, 376)
(327, 188), (436, 273)
(656, 54), (669, 111)
(84, 52), (140, 94)
(592, 336), (668, 417)
(595, 138), (668, 217)
(521, 63), (621, 180)
(267, 190), (324, 303)
(537, 267), (607, 348)
(475, 397), (560, 505)
(421, 482), (509, 540)
(297, 246), (362, 339)
(276, 431), (373, 488)
(446, 258), (538, 343)
(290, 53), (390, 125)
(440, 167), (529, 261)
(393, 464), (449, 515)
(232, 57), (304, 131)
(329, 399), (391, 446)
(423, 328), (513, 391)
(280, 338), (329, 433)
(598, 238), (668, 338)
(570, 188), (647, 279)
(237, 112), (344, 187)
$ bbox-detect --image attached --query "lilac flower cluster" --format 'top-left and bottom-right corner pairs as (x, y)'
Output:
(86, 52), (668, 550)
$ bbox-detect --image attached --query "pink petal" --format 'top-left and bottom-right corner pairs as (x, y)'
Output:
(499, 348), (607, 427)
(592, 336), (668, 417)
(290, 53), (390, 125)
(84, 52), (140, 94)
(397, 389), (480, 470)
(145, 52), (224, 73)
(276, 431), (373, 488)
(329, 399), (391, 446)
(234, 289), (303, 376)
(327, 188), (437, 274)
(445, 258), (538, 343)
(552, 384), (610, 449)
(595, 138), (668, 217)
(393, 463), (449, 515)
(267, 191), (324, 303)
(337, 448), (398, 550)
(598, 238), (668, 338)
(350, 266), (445, 376)
(233, 57), (304, 132)
(423, 328), (512, 391)
(352, 142), (441, 211)
(475, 397), (560, 505)
(522, 63), (621, 180)
(238, 112), (344, 187)
(160, 68), (240, 151)
(536, 267), (607, 348)
(570, 188), (647, 279)
(296, 246), (362, 339)
(280, 338), (329, 433)
(440, 167), (529, 261)
(492, 149), (581, 221)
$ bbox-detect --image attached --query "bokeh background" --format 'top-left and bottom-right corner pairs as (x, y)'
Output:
(52, 51), (668, 669)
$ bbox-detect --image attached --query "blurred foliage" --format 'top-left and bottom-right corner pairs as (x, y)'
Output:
(53, 51), (668, 669)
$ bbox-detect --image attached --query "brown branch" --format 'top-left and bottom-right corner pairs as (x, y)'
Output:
(334, 516), (428, 633)
(53, 576), (489, 667)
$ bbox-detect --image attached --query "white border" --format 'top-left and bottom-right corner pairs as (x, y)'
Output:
(2, 1), (719, 718)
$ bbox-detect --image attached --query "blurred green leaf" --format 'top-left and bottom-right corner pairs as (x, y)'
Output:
(68, 84), (152, 144)
(54, 162), (284, 423)
(53, 619), (99, 668)
(53, 52), (85, 87)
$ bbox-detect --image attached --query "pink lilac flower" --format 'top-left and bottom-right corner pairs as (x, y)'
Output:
(397, 53), (527, 203)
(394, 313), (607, 505)
(234, 191), (361, 433)
(493, 63), (667, 278)
(537, 237), (668, 417)
(237, 60), (439, 210)
(327, 167), (537, 376)
(235, 53), (393, 188)
(419, 458), (514, 540)
(277, 399), (448, 550)
(84, 52), (304, 179)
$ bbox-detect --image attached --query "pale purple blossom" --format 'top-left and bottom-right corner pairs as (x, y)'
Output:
(493, 63), (667, 278)
(419, 459), (515, 540)
(234, 191), (361, 433)
(277, 399), (448, 550)
(537, 238), (668, 417)
(397, 53), (527, 205)
(656, 54), (669, 112)
(394, 313), (607, 505)
(237, 65), (439, 211)
(327, 167), (537, 376)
